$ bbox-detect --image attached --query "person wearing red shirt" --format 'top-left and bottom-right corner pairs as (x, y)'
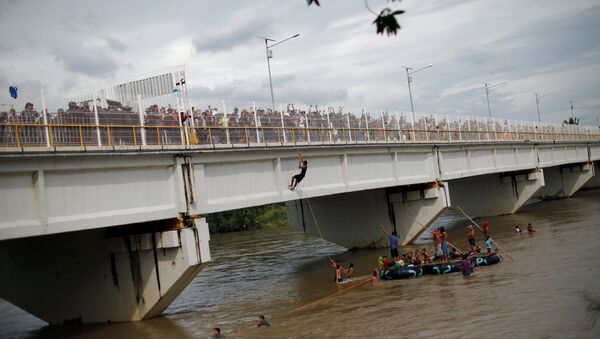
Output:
(482, 220), (490, 238)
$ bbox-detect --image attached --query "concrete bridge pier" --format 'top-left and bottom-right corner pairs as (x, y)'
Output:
(581, 161), (600, 190)
(448, 169), (544, 218)
(286, 182), (449, 248)
(0, 219), (210, 325)
(538, 162), (594, 198)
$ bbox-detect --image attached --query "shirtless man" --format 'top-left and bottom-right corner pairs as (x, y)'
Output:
(329, 259), (343, 284)
(289, 152), (308, 191)
(467, 225), (476, 252)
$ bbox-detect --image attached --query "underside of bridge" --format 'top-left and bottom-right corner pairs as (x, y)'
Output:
(286, 182), (450, 247)
(537, 162), (594, 198)
(286, 165), (596, 249)
(448, 169), (544, 217)
(0, 219), (210, 325)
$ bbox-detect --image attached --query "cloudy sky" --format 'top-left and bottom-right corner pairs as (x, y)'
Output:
(1, 0), (599, 125)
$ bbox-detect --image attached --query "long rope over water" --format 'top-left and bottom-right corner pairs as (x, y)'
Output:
(302, 193), (332, 261)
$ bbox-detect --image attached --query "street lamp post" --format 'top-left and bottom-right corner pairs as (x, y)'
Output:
(402, 64), (433, 130)
(260, 33), (300, 113)
(570, 101), (574, 119)
(484, 81), (507, 118)
(535, 93), (541, 122)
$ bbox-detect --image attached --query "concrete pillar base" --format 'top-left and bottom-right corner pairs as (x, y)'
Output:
(539, 162), (594, 198)
(389, 182), (450, 245)
(449, 169), (544, 218)
(0, 218), (210, 325)
(286, 183), (449, 248)
(582, 161), (600, 190)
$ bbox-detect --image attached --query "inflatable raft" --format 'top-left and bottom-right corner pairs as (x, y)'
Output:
(379, 254), (501, 280)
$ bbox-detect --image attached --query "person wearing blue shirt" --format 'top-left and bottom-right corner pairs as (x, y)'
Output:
(379, 224), (399, 259)
(485, 235), (493, 255)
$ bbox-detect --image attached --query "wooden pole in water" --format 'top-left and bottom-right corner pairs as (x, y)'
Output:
(286, 276), (372, 315)
(454, 206), (514, 262)
(405, 213), (464, 255)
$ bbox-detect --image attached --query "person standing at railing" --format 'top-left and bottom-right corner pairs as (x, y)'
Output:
(289, 152), (308, 191)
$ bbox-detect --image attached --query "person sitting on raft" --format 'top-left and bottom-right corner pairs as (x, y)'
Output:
(421, 248), (432, 264)
(449, 248), (462, 259)
(461, 254), (473, 277)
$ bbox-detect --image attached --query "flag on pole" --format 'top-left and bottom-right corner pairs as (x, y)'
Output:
(9, 86), (18, 99)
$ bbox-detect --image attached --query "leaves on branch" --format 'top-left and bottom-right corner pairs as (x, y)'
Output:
(306, 0), (405, 35)
(373, 8), (404, 35)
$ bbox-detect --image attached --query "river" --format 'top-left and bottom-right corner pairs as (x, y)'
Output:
(1, 190), (599, 338)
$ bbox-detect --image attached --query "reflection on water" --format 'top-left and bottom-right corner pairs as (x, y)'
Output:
(1, 190), (599, 338)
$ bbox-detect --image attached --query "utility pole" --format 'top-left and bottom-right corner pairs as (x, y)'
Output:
(535, 93), (541, 122)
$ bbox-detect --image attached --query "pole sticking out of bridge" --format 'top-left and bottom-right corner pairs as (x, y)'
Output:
(454, 206), (514, 262)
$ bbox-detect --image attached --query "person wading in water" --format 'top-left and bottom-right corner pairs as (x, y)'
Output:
(289, 152), (307, 191)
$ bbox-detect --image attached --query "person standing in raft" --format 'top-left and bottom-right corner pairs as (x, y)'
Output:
(440, 227), (450, 263)
(289, 152), (307, 191)
(466, 225), (476, 252)
(482, 220), (490, 238)
(485, 235), (493, 255)
(379, 224), (399, 259)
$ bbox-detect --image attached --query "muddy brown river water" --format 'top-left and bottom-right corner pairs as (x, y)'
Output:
(1, 190), (599, 338)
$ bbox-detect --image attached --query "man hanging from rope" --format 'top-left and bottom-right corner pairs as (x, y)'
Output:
(289, 152), (308, 191)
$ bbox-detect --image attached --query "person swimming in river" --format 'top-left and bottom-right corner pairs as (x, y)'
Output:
(461, 253), (473, 277)
(346, 263), (354, 279)
(328, 259), (343, 283)
(289, 152), (307, 191)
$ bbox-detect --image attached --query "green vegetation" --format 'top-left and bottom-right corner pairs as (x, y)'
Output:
(205, 203), (288, 233)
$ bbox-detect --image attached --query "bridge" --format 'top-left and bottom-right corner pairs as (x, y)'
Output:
(1, 112), (599, 326)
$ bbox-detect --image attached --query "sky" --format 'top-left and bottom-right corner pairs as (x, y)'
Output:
(0, 0), (599, 125)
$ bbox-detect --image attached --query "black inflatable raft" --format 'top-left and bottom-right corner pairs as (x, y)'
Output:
(379, 254), (501, 280)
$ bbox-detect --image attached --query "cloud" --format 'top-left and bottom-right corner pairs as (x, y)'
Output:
(51, 44), (119, 78)
(193, 17), (271, 53)
(105, 36), (126, 52)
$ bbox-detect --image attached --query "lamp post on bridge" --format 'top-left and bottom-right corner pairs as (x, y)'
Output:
(484, 81), (507, 118)
(259, 33), (300, 113)
(534, 92), (552, 122)
(402, 64), (433, 131)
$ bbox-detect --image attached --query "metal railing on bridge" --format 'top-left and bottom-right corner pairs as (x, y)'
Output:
(1, 111), (598, 150)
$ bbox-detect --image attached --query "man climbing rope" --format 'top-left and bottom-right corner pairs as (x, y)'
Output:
(289, 152), (308, 191)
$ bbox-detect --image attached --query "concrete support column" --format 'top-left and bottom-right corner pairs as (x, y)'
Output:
(389, 182), (450, 245)
(0, 219), (210, 325)
(538, 162), (594, 198)
(581, 161), (600, 190)
(285, 183), (449, 248)
(449, 169), (544, 218)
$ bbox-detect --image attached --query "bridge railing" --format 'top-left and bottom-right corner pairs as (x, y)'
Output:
(1, 114), (598, 149)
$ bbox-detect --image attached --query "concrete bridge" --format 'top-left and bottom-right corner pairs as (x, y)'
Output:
(0, 117), (599, 325)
